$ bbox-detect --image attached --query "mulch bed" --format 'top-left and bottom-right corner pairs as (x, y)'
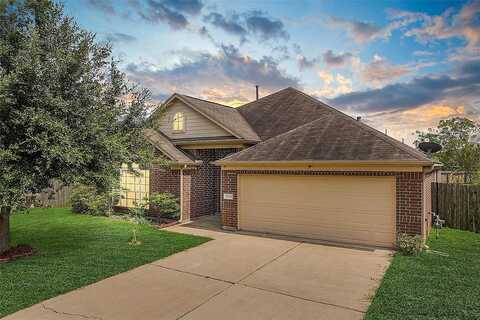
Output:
(157, 220), (179, 229)
(0, 244), (34, 263)
(147, 216), (179, 229)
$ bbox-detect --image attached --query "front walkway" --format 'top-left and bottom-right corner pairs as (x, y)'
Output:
(5, 215), (392, 320)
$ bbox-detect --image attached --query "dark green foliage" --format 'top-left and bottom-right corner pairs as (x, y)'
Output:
(0, 0), (158, 251)
(70, 184), (114, 216)
(415, 117), (480, 182)
(0, 208), (210, 317)
(149, 192), (180, 219)
(366, 229), (480, 320)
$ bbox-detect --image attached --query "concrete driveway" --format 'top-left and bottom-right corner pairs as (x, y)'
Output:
(5, 216), (392, 320)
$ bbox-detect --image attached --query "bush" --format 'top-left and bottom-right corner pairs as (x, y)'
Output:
(149, 192), (180, 219)
(397, 233), (423, 256)
(70, 184), (113, 216)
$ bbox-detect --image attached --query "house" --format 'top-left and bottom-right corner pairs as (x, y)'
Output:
(119, 87), (434, 248)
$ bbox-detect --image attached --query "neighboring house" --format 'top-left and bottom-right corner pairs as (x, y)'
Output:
(119, 87), (434, 248)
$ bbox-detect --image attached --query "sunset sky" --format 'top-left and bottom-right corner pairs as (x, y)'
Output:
(65, 0), (480, 144)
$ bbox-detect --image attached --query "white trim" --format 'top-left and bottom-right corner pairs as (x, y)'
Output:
(180, 168), (184, 222)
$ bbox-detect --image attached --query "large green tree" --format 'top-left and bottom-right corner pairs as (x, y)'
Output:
(0, 0), (155, 252)
(415, 117), (480, 183)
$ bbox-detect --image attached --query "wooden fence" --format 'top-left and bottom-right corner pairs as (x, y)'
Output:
(432, 182), (480, 233)
(28, 180), (72, 208)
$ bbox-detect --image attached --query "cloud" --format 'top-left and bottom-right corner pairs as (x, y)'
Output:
(203, 12), (247, 42)
(88, 0), (116, 15)
(361, 55), (411, 86)
(161, 0), (203, 15)
(323, 50), (353, 67)
(291, 44), (318, 70)
(124, 44), (299, 104)
(106, 0), (203, 30)
(330, 59), (480, 113)
(363, 102), (468, 145)
(245, 11), (289, 41)
(329, 16), (397, 44)
(204, 10), (289, 42)
(105, 32), (137, 43)
(390, 1), (480, 50)
(312, 72), (353, 98)
(297, 55), (318, 70)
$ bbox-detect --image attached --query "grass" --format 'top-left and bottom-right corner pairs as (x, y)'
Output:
(0, 208), (210, 318)
(366, 228), (480, 320)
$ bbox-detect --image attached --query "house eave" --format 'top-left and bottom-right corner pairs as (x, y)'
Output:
(214, 159), (434, 167)
(174, 138), (258, 146)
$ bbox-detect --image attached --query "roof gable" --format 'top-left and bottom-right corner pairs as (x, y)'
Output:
(155, 94), (260, 142)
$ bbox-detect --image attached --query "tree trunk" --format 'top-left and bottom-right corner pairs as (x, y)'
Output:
(0, 207), (10, 254)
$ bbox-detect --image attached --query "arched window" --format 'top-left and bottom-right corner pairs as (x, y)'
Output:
(172, 112), (185, 131)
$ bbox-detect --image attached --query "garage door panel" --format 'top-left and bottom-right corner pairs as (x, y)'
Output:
(242, 217), (393, 245)
(241, 210), (395, 234)
(241, 203), (395, 227)
(239, 175), (396, 247)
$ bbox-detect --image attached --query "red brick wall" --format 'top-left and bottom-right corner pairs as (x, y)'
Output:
(181, 169), (194, 221)
(150, 168), (181, 198)
(221, 170), (425, 237)
(423, 172), (433, 235)
(149, 148), (239, 220)
(184, 149), (239, 218)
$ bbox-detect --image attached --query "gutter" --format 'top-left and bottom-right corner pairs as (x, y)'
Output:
(173, 139), (259, 146)
(214, 160), (434, 167)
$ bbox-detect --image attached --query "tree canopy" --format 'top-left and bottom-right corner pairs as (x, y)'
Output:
(415, 117), (480, 183)
(0, 0), (155, 252)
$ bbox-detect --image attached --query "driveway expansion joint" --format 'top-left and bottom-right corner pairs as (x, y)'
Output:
(42, 304), (103, 320)
(237, 283), (366, 314)
(237, 242), (302, 283)
(150, 264), (235, 284)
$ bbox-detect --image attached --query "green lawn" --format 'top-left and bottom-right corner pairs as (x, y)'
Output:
(0, 208), (210, 318)
(366, 228), (480, 320)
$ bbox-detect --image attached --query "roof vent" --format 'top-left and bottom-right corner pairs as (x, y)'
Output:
(356, 116), (361, 121)
(255, 85), (259, 100)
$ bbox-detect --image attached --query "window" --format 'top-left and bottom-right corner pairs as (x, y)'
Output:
(172, 112), (185, 131)
(118, 164), (149, 208)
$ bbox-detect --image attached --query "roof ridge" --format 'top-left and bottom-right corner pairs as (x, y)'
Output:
(237, 87), (294, 110)
(219, 113), (335, 161)
(178, 94), (235, 109)
(289, 87), (428, 161)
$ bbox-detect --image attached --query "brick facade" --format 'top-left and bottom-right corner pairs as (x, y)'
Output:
(150, 168), (181, 198)
(221, 169), (426, 238)
(184, 149), (239, 218)
(423, 172), (433, 235)
(149, 148), (239, 220)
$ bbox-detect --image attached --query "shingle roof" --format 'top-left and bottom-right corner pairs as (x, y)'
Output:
(220, 88), (431, 163)
(177, 94), (260, 142)
(237, 87), (337, 140)
(144, 129), (196, 164)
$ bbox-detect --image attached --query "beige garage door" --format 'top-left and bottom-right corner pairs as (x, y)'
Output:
(239, 175), (396, 247)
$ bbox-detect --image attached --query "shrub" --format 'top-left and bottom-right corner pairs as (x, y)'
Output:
(397, 233), (423, 256)
(70, 184), (114, 216)
(149, 192), (180, 219)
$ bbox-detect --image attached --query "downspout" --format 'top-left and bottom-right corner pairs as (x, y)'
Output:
(180, 166), (185, 222)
